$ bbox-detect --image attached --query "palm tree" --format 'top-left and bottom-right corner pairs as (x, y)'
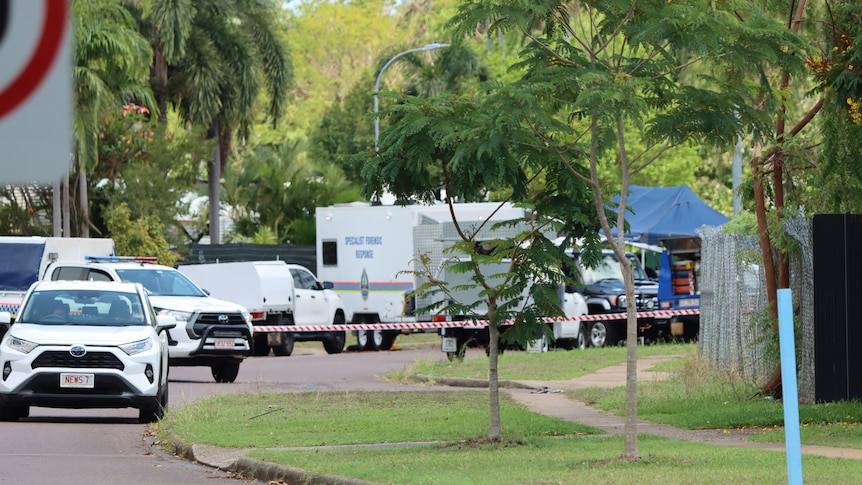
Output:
(128, 0), (292, 243)
(72, 0), (154, 237)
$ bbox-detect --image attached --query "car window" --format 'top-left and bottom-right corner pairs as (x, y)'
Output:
(579, 254), (624, 284)
(116, 268), (206, 297)
(626, 254), (650, 281)
(575, 253), (650, 284)
(18, 289), (147, 326)
(50, 266), (86, 281)
(86, 269), (112, 282)
(290, 268), (320, 290)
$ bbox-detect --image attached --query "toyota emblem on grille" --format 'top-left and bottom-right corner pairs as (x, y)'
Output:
(70, 345), (87, 357)
(218, 314), (229, 323)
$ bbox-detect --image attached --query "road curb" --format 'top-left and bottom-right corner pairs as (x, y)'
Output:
(168, 439), (377, 485)
(412, 374), (538, 389)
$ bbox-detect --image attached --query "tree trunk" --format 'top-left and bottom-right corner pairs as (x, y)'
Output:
(153, 47), (168, 125)
(53, 178), (62, 237)
(752, 143), (782, 397)
(622, 257), (639, 459)
(77, 152), (89, 238)
(208, 118), (221, 244)
(487, 300), (502, 439)
(63, 173), (70, 237)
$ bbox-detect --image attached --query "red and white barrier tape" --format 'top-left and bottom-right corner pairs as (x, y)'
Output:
(252, 309), (700, 333)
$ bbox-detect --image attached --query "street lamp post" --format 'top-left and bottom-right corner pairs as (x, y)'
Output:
(374, 42), (449, 152)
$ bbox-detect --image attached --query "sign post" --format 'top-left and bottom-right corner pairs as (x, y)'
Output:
(0, 0), (72, 184)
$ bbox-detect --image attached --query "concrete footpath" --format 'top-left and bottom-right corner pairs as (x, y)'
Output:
(175, 354), (862, 483)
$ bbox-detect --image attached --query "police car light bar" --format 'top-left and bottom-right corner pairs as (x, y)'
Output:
(85, 255), (159, 263)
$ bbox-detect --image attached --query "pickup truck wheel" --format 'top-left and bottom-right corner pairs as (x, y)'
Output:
(589, 321), (609, 348)
(323, 315), (346, 354)
(272, 332), (295, 356)
(252, 334), (270, 356)
(211, 360), (241, 383)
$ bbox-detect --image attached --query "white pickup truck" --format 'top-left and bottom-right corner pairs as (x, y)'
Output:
(178, 261), (347, 356)
(43, 256), (253, 383)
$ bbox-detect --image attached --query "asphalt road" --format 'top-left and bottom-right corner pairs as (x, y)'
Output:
(0, 341), (450, 484)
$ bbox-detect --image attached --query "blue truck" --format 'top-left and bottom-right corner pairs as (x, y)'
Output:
(654, 236), (701, 341)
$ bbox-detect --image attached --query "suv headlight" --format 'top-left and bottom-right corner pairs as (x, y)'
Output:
(7, 336), (38, 354)
(158, 309), (192, 323)
(617, 295), (627, 309)
(119, 338), (153, 356)
(242, 310), (252, 326)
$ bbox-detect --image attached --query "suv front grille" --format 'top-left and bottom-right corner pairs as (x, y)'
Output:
(32, 351), (125, 370)
(191, 312), (247, 337)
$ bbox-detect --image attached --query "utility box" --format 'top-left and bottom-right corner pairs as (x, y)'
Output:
(813, 213), (862, 402)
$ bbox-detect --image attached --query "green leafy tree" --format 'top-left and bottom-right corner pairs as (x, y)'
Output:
(91, 103), (210, 246)
(223, 142), (361, 244)
(73, 0), (154, 237)
(361, 89), (600, 442)
(734, 0), (862, 398)
(281, 0), (401, 133)
(364, 0), (808, 458)
(128, 0), (292, 244)
(107, 203), (180, 266)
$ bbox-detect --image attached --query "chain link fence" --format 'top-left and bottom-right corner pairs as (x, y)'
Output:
(699, 215), (814, 403)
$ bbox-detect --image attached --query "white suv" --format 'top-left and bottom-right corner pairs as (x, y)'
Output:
(44, 257), (253, 383)
(0, 280), (175, 423)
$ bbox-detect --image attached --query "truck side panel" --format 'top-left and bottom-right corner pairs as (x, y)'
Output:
(0, 237), (115, 313)
(316, 206), (417, 323)
(177, 261), (295, 315)
(41, 237), (115, 278)
(0, 242), (44, 293)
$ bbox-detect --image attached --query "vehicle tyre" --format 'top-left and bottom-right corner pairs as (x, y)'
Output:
(357, 329), (383, 351)
(589, 321), (609, 348)
(211, 360), (241, 383)
(529, 334), (549, 353)
(139, 379), (168, 424)
(0, 404), (25, 422)
(378, 330), (397, 351)
(577, 323), (588, 350)
(323, 313), (346, 354)
(252, 334), (270, 356)
(272, 332), (295, 357)
(138, 395), (164, 423)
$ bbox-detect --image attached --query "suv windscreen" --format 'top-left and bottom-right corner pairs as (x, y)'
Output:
(19, 289), (146, 326)
(579, 253), (649, 284)
(116, 268), (206, 297)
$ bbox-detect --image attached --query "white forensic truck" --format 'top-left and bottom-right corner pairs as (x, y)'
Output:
(0, 236), (115, 320)
(177, 260), (347, 356)
(315, 202), (588, 353)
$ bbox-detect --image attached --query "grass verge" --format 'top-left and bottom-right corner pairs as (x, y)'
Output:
(571, 349), (862, 449)
(389, 341), (692, 382)
(154, 343), (862, 484)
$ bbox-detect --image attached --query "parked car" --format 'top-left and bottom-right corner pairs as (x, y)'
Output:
(0, 280), (176, 423)
(43, 256), (253, 383)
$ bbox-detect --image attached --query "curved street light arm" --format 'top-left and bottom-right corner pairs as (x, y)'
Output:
(374, 43), (450, 152)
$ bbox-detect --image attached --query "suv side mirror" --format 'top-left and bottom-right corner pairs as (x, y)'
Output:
(156, 314), (177, 332)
